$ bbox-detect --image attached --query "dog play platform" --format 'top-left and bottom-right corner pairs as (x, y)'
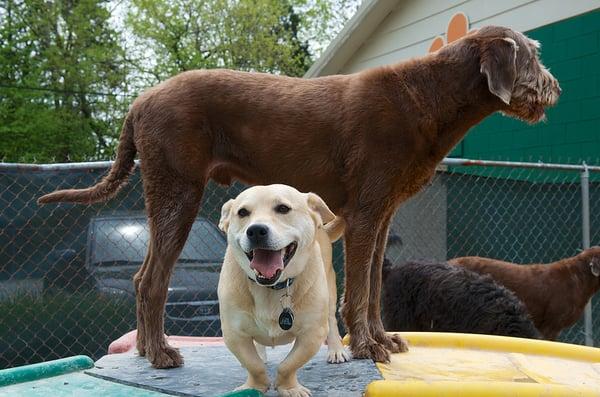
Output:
(362, 332), (600, 397)
(0, 333), (380, 397)
(3, 332), (600, 396)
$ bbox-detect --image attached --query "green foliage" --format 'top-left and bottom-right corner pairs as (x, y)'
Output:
(126, 0), (326, 83)
(0, 0), (129, 163)
(0, 0), (358, 163)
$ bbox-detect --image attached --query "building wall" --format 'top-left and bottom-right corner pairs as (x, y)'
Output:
(456, 10), (600, 162)
(340, 0), (599, 74)
(339, 1), (600, 163)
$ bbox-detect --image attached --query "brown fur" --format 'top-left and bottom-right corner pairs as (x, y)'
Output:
(37, 26), (560, 367)
(449, 247), (600, 340)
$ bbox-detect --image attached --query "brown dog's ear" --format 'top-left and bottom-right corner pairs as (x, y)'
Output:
(306, 193), (335, 226)
(591, 258), (600, 277)
(219, 199), (234, 233)
(480, 37), (518, 105)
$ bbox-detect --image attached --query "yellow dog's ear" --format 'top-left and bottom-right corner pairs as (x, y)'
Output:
(306, 192), (335, 226)
(219, 199), (234, 233)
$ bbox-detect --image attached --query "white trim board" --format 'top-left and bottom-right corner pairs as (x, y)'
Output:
(308, 0), (600, 77)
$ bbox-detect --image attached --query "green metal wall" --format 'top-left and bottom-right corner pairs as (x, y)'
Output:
(451, 9), (600, 163)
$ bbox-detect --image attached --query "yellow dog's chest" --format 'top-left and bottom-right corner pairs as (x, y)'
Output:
(251, 299), (296, 346)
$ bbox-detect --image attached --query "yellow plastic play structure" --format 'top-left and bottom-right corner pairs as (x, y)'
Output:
(346, 332), (600, 396)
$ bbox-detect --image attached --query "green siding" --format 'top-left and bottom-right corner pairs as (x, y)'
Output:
(452, 10), (600, 163)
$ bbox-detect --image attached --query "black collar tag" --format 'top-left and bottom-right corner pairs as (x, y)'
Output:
(278, 279), (294, 330)
(279, 307), (294, 330)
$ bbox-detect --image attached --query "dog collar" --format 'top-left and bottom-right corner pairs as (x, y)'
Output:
(248, 276), (294, 290)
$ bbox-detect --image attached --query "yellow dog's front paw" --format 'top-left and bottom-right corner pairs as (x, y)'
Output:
(235, 381), (270, 394)
(276, 383), (311, 397)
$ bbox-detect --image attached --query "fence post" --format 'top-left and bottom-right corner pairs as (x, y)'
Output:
(581, 162), (593, 347)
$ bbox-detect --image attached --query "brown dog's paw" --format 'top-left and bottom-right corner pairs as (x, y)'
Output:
(370, 328), (409, 354)
(388, 333), (409, 353)
(369, 321), (408, 353)
(350, 337), (390, 363)
(148, 345), (184, 368)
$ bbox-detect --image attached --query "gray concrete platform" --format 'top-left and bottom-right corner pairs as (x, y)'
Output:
(86, 345), (381, 396)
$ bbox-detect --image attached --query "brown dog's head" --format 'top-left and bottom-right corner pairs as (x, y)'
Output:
(586, 246), (600, 278)
(458, 26), (561, 123)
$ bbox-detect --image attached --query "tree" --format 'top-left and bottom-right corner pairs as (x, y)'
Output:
(0, 0), (129, 163)
(125, 0), (357, 85)
(0, 0), (359, 163)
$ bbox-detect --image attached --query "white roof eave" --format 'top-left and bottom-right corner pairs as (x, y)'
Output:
(304, 0), (399, 78)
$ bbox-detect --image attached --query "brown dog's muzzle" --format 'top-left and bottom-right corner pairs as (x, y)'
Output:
(511, 67), (561, 124)
(543, 70), (562, 107)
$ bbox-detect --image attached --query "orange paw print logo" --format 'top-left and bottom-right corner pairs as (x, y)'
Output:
(429, 12), (476, 53)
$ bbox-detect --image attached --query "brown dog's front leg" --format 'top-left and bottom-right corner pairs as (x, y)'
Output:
(138, 248), (183, 369)
(341, 212), (391, 363)
(368, 214), (408, 354)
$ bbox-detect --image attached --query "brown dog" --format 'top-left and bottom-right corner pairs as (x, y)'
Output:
(450, 247), (600, 340)
(38, 25), (560, 367)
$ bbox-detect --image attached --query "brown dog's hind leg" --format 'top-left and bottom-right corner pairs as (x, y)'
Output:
(341, 211), (391, 363)
(134, 248), (150, 356)
(138, 173), (204, 368)
(368, 214), (408, 354)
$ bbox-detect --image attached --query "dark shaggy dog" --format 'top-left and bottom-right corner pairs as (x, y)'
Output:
(381, 259), (541, 338)
(450, 247), (600, 340)
(37, 26), (558, 367)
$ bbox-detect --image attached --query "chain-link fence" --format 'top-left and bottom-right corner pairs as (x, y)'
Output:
(1, 158), (599, 369)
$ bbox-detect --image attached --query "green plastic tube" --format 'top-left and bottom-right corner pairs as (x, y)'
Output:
(0, 355), (94, 387)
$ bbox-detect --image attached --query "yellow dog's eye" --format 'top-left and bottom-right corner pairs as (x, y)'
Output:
(275, 204), (290, 214)
(238, 208), (250, 217)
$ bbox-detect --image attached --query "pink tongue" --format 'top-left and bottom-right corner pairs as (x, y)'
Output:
(250, 249), (284, 278)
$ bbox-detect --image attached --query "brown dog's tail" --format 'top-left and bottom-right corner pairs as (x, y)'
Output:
(37, 114), (137, 205)
(323, 216), (345, 242)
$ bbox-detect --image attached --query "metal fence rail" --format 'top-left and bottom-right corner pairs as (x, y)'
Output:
(1, 158), (599, 369)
